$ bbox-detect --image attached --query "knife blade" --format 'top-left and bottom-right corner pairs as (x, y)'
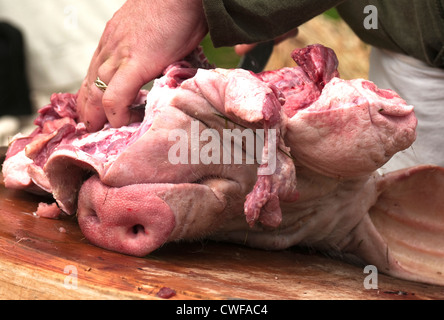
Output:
(238, 41), (274, 73)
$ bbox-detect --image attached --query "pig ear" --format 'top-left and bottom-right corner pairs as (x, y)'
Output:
(369, 165), (444, 285)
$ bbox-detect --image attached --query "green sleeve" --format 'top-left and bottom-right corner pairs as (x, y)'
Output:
(202, 0), (346, 47)
(337, 0), (444, 68)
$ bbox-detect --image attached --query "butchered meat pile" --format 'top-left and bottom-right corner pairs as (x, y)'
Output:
(5, 44), (444, 286)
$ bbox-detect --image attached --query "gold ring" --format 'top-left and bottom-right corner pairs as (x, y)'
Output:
(94, 77), (108, 92)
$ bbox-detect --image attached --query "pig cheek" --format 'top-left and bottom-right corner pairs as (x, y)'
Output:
(369, 105), (417, 157)
(287, 104), (382, 177)
(77, 176), (176, 257)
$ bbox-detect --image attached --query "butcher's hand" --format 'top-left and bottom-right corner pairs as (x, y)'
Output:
(234, 28), (299, 56)
(77, 0), (208, 132)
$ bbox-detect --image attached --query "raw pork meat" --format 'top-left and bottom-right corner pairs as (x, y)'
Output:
(3, 44), (444, 286)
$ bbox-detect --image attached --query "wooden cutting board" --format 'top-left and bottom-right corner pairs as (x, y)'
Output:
(1, 170), (444, 300)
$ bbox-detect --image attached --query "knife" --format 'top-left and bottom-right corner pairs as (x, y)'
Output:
(238, 40), (274, 73)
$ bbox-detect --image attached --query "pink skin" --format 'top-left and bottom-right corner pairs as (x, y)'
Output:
(77, 175), (176, 257)
(234, 28), (299, 56)
(368, 165), (444, 285)
(211, 165), (444, 286)
(285, 78), (417, 178)
(6, 45), (444, 286)
(77, 175), (239, 257)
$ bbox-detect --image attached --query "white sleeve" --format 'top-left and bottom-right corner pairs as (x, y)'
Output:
(369, 47), (444, 173)
(0, 0), (125, 106)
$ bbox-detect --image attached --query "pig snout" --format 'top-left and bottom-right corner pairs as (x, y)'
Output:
(77, 175), (243, 257)
(77, 175), (176, 257)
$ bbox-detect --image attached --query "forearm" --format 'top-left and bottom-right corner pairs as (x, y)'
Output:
(202, 0), (346, 47)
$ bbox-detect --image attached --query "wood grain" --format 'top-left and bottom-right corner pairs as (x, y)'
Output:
(1, 174), (444, 300)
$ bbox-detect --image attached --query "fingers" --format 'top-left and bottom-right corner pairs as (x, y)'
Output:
(234, 28), (299, 56)
(76, 77), (108, 132)
(76, 0), (208, 132)
(234, 44), (257, 56)
(77, 54), (147, 131)
(274, 28), (299, 44)
(101, 62), (147, 128)
(76, 47), (110, 132)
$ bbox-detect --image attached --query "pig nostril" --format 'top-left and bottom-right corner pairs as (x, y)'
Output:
(132, 224), (146, 235)
(78, 205), (100, 224)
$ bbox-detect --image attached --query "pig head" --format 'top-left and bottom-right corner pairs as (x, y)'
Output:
(3, 45), (443, 286)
